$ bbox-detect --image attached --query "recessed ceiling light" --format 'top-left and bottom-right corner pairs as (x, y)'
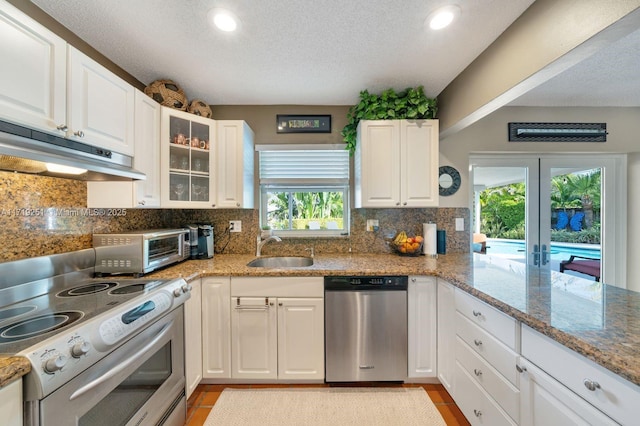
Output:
(426, 5), (461, 30)
(208, 8), (239, 32)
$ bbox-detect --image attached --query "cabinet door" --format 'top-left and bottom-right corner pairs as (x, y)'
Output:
(184, 279), (202, 398)
(0, 1), (66, 134)
(161, 108), (216, 208)
(355, 120), (400, 207)
(87, 90), (160, 208)
(277, 298), (324, 380)
(400, 120), (439, 207)
(437, 279), (455, 393)
(216, 120), (254, 208)
(231, 297), (277, 379)
(519, 358), (617, 426)
(202, 277), (231, 379)
(0, 379), (22, 426)
(408, 276), (437, 378)
(132, 90), (161, 207)
(67, 46), (135, 155)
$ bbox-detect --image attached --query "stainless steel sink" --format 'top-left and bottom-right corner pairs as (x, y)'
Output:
(247, 256), (314, 268)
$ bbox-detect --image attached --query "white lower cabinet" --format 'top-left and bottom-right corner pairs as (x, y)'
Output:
(202, 277), (231, 379)
(408, 276), (437, 379)
(518, 357), (617, 426)
(455, 361), (517, 426)
(0, 379), (22, 426)
(184, 278), (202, 398)
(231, 296), (278, 379)
(231, 296), (324, 381)
(229, 277), (324, 382)
(521, 324), (639, 425)
(277, 298), (324, 380)
(437, 279), (456, 394)
(453, 288), (520, 425)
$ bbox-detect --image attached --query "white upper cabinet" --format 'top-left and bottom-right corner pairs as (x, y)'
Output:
(0, 1), (66, 134)
(216, 120), (255, 208)
(160, 107), (216, 208)
(67, 46), (135, 156)
(131, 90), (161, 207)
(87, 89), (161, 208)
(355, 119), (439, 208)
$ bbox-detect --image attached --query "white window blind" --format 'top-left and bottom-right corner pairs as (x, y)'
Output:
(259, 147), (349, 184)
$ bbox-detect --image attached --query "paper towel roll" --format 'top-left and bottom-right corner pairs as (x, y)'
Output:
(423, 223), (437, 256)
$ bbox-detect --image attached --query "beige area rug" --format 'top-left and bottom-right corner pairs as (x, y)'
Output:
(204, 387), (447, 426)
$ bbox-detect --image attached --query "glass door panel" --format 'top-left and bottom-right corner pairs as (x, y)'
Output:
(471, 154), (625, 287)
(470, 157), (539, 266)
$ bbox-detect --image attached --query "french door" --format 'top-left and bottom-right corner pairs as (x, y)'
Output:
(470, 154), (626, 287)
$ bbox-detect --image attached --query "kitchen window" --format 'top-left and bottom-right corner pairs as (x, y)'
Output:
(258, 145), (349, 237)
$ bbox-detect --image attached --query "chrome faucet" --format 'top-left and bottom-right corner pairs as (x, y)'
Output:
(256, 235), (282, 256)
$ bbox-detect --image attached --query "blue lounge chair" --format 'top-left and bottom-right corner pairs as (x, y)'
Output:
(556, 211), (569, 230)
(570, 212), (585, 231)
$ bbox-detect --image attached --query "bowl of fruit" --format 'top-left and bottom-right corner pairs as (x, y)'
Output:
(390, 231), (424, 256)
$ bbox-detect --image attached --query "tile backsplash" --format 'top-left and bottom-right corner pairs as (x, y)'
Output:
(0, 171), (470, 262)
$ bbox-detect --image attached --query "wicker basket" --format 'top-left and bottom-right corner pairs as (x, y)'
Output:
(390, 240), (423, 256)
(187, 99), (213, 118)
(144, 79), (187, 110)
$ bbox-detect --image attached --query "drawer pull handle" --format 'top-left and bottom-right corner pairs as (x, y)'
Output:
(74, 130), (85, 138)
(472, 310), (482, 317)
(516, 364), (527, 373)
(584, 379), (601, 391)
(473, 339), (483, 347)
(474, 369), (482, 377)
(473, 409), (482, 418)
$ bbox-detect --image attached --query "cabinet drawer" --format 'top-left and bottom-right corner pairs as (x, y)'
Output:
(454, 361), (517, 426)
(522, 325), (639, 426)
(456, 336), (519, 422)
(456, 312), (518, 386)
(231, 277), (324, 297)
(455, 289), (517, 350)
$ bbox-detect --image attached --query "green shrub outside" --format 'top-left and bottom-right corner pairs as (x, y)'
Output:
(291, 218), (344, 230)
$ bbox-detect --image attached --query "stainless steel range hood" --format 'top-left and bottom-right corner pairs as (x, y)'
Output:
(0, 119), (146, 181)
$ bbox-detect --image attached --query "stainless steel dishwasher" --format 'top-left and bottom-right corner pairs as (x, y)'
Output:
(324, 276), (408, 382)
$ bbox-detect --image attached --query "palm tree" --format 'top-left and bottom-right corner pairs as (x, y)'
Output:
(565, 169), (601, 228)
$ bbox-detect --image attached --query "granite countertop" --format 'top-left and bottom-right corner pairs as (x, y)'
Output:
(148, 252), (640, 387)
(0, 356), (31, 387)
(3, 252), (638, 388)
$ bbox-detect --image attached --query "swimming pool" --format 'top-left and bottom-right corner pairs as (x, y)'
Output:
(486, 239), (601, 261)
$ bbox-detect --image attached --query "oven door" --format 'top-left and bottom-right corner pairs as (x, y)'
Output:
(36, 307), (185, 426)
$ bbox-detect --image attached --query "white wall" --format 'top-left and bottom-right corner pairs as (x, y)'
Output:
(438, 106), (640, 291)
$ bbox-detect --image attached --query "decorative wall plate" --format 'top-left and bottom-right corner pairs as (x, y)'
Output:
(439, 165), (461, 196)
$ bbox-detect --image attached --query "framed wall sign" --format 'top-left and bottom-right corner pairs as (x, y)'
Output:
(277, 115), (331, 133)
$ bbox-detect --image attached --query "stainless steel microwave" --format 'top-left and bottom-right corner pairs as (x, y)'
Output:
(93, 229), (190, 276)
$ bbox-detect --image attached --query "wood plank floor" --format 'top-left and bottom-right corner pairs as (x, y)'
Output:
(185, 383), (470, 425)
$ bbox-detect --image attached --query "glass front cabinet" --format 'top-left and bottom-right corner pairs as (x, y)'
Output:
(161, 107), (215, 207)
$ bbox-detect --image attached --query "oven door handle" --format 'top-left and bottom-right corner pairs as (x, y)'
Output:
(69, 321), (173, 401)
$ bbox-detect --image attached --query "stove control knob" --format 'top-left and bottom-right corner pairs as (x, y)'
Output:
(43, 354), (68, 374)
(181, 284), (192, 293)
(71, 341), (91, 358)
(173, 288), (182, 297)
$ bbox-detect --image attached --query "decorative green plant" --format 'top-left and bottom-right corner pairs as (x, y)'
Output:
(341, 86), (437, 155)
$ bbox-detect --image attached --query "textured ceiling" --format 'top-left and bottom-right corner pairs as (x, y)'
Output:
(509, 26), (640, 107)
(30, 0), (536, 106)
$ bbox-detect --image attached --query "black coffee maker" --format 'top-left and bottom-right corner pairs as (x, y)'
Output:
(186, 224), (214, 259)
